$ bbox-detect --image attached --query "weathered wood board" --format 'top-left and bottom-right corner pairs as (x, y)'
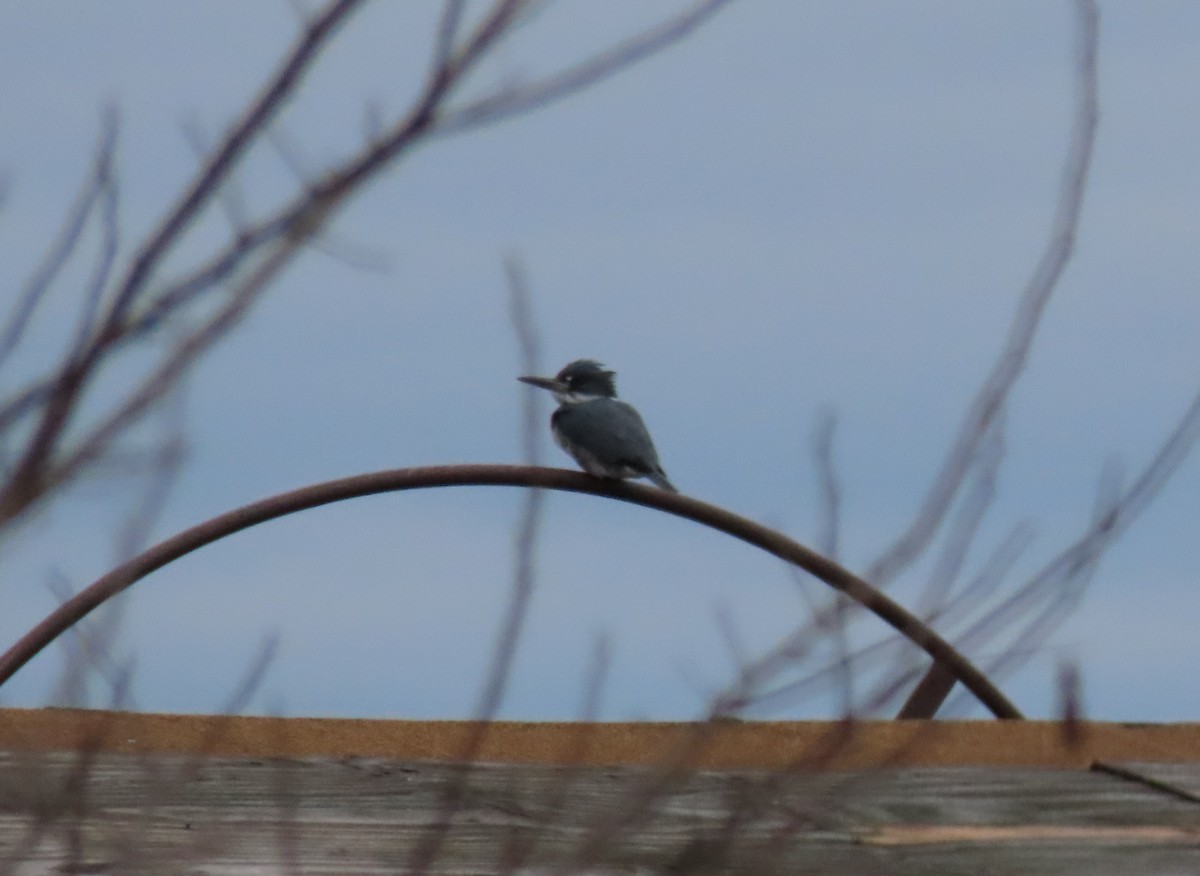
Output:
(4, 753), (1200, 874)
(2, 710), (1200, 873)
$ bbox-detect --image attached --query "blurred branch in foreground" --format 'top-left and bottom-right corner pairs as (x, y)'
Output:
(406, 256), (546, 872)
(0, 0), (731, 537)
(870, 0), (1100, 591)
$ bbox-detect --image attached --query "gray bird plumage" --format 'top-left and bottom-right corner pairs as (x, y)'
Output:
(518, 359), (677, 492)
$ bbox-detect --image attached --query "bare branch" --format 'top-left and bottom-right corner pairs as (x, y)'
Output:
(216, 633), (279, 716)
(0, 111), (118, 371)
(914, 415), (1005, 618)
(433, 0), (468, 72)
(0, 0), (732, 544)
(435, 0), (734, 134)
(140, 0), (731, 328)
(749, 633), (898, 715)
(980, 388), (1200, 666)
(927, 520), (1036, 632)
(45, 571), (137, 710)
(112, 399), (188, 561)
(104, 0), (365, 321)
(473, 258), (546, 721)
(0, 1), (366, 526)
(507, 255), (543, 466)
(913, 379), (1200, 718)
(713, 601), (750, 681)
(865, 0), (1100, 588)
(810, 407), (841, 561)
(21, 236), (298, 515)
(406, 256), (547, 873)
(181, 117), (252, 239)
(579, 633), (611, 722)
(70, 120), (122, 358)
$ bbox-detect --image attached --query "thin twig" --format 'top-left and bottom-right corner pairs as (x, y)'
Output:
(915, 416), (1005, 618)
(103, 0), (365, 322)
(407, 254), (546, 873)
(0, 0), (730, 538)
(0, 112), (118, 371)
(31, 237), (301, 510)
(810, 407), (841, 561)
(435, 0), (733, 134)
(866, 0), (1100, 590)
(433, 0), (467, 72)
(0, 1), (366, 526)
(888, 0), (1100, 717)
(69, 111), (122, 357)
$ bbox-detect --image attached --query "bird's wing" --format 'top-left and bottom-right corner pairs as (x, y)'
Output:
(553, 400), (663, 474)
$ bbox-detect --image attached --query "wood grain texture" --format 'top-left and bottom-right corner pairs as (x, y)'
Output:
(4, 711), (1200, 872)
(3, 752), (1200, 874)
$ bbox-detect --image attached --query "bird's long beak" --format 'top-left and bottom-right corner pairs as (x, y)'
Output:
(517, 375), (564, 392)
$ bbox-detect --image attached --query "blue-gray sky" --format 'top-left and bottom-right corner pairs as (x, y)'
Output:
(1, 2), (1198, 721)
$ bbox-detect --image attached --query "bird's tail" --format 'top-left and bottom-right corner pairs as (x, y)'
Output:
(648, 469), (678, 493)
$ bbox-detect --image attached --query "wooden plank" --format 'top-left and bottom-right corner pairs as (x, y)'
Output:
(3, 751), (1200, 874)
(2, 708), (1200, 768)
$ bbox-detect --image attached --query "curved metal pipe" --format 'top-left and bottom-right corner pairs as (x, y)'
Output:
(0, 464), (1022, 719)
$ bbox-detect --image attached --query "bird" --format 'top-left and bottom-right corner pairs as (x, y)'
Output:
(518, 359), (677, 492)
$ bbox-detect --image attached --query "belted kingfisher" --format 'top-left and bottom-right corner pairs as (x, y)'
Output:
(518, 359), (677, 492)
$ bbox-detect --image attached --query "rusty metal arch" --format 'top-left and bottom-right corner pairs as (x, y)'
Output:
(0, 464), (1021, 719)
